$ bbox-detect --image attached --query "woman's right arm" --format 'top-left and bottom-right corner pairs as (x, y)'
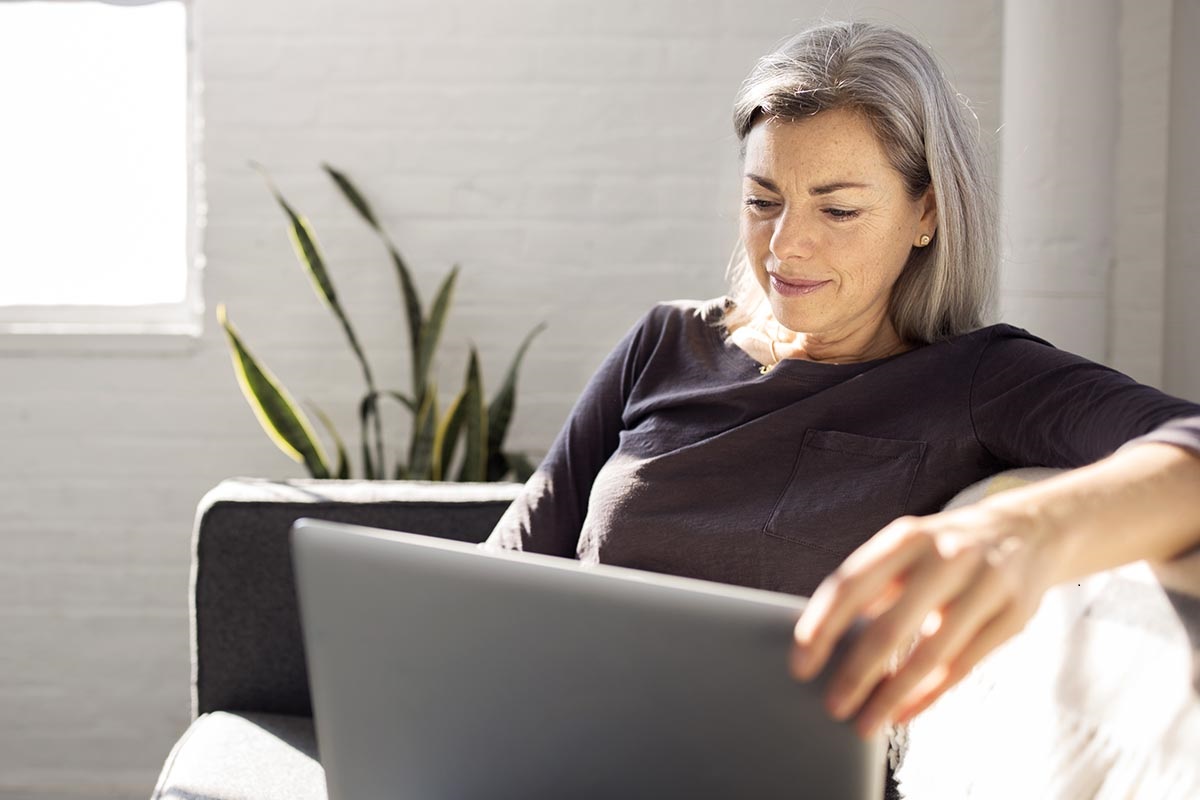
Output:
(484, 313), (652, 557)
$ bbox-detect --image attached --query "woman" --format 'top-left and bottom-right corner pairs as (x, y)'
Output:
(486, 17), (1200, 773)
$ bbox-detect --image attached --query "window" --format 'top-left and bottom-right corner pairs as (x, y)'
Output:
(0, 0), (199, 345)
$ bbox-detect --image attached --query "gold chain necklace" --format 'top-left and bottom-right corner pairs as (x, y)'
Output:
(759, 319), (784, 374)
(756, 321), (908, 373)
(759, 337), (780, 375)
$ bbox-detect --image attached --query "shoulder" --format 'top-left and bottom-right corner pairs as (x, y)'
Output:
(627, 297), (729, 350)
(608, 298), (731, 378)
(963, 323), (1111, 371)
(884, 323), (1057, 376)
(897, 324), (1122, 400)
(936, 322), (1053, 351)
(913, 322), (1074, 367)
(956, 323), (1147, 410)
(640, 297), (728, 330)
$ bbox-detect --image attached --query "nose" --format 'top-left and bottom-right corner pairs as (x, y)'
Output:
(770, 207), (817, 262)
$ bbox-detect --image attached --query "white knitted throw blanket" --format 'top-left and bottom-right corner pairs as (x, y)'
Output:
(896, 561), (1200, 799)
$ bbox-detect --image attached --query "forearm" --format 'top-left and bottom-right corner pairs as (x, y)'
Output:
(792, 441), (1200, 736)
(983, 442), (1200, 586)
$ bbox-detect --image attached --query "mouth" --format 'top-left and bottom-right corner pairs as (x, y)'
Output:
(769, 273), (831, 297)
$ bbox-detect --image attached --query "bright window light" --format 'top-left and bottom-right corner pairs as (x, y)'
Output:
(0, 0), (187, 307)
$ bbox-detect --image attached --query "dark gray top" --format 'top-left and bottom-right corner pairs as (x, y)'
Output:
(487, 298), (1200, 597)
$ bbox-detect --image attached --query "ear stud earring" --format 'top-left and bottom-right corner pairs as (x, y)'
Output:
(918, 234), (931, 247)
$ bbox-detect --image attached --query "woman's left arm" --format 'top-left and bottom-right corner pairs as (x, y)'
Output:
(790, 440), (1200, 738)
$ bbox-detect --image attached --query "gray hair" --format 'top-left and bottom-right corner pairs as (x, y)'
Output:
(726, 20), (997, 343)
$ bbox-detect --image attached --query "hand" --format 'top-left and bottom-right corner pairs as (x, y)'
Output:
(788, 498), (1064, 738)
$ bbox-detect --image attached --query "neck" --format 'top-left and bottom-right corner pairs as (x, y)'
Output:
(768, 315), (908, 365)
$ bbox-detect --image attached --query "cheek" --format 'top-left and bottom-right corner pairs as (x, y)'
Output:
(878, 230), (916, 278)
(826, 226), (908, 289)
(740, 215), (772, 258)
(853, 224), (901, 254)
(737, 214), (750, 245)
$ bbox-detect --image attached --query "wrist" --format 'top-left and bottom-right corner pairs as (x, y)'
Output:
(975, 481), (1084, 590)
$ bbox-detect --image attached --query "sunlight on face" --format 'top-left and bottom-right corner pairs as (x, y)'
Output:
(739, 108), (935, 351)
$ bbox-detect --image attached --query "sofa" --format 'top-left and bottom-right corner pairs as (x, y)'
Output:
(151, 478), (524, 800)
(151, 473), (1200, 799)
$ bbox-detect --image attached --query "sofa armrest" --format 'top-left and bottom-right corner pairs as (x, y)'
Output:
(189, 478), (523, 719)
(898, 468), (1200, 798)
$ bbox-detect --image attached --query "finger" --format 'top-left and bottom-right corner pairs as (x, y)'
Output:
(893, 603), (1030, 726)
(824, 543), (983, 721)
(793, 519), (928, 679)
(794, 575), (903, 682)
(851, 560), (1013, 735)
(861, 575), (905, 619)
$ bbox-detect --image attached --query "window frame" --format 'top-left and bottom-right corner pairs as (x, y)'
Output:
(0, 0), (204, 354)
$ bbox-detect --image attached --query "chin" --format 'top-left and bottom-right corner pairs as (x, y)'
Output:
(768, 299), (820, 334)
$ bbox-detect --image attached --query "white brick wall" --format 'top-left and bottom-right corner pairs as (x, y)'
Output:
(1109, 0), (1172, 386)
(41, 0), (1200, 795)
(1165, 0), (1200, 401)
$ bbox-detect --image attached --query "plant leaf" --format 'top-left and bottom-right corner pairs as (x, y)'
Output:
(390, 247), (424, 387)
(252, 162), (379, 405)
(321, 164), (424, 393)
(218, 305), (330, 478)
(252, 161), (384, 472)
(251, 162), (340, 311)
(485, 450), (508, 483)
(322, 162), (381, 231)
(408, 385), (438, 481)
(384, 391), (417, 478)
(487, 322), (546, 464)
(358, 393), (379, 479)
(308, 402), (350, 479)
(456, 346), (488, 482)
(432, 389), (466, 482)
(385, 390), (417, 414)
(504, 451), (537, 483)
(416, 265), (459, 398)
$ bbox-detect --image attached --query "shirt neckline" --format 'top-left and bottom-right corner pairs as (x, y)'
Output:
(701, 298), (915, 380)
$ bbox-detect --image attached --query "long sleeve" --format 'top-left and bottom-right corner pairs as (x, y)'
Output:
(484, 312), (652, 558)
(969, 326), (1200, 468)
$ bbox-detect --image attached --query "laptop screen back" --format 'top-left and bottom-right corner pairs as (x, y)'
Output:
(292, 519), (885, 800)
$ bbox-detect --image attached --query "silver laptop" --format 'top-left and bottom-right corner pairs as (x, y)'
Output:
(292, 519), (886, 800)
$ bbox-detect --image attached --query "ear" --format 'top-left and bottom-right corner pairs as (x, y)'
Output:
(918, 186), (938, 234)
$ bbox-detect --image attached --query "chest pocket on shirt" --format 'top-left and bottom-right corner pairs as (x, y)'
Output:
(764, 430), (926, 558)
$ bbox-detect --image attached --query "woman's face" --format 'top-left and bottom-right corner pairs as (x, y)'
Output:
(740, 108), (936, 348)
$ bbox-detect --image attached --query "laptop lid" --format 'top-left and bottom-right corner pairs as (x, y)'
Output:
(292, 518), (885, 800)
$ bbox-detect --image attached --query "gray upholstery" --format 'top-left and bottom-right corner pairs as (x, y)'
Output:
(152, 711), (324, 800)
(153, 479), (522, 800)
(189, 479), (523, 719)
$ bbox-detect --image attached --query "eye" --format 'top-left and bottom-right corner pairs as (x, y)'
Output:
(743, 198), (778, 211)
(824, 208), (860, 220)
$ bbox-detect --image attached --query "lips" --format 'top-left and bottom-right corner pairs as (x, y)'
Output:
(769, 273), (831, 297)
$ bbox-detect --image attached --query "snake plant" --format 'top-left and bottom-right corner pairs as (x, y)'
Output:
(219, 164), (544, 482)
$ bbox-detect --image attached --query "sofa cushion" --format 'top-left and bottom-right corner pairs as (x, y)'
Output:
(191, 479), (523, 718)
(151, 711), (325, 800)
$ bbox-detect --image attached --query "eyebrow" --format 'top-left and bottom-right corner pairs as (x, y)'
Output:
(744, 173), (873, 196)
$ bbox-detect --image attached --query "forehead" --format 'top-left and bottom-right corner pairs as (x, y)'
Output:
(742, 108), (896, 183)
